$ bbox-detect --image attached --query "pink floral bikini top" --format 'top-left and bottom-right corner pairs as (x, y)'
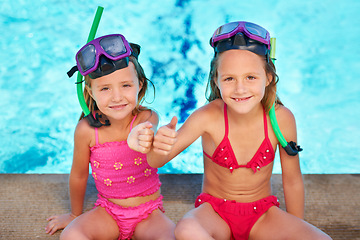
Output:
(203, 104), (275, 173)
(89, 115), (161, 199)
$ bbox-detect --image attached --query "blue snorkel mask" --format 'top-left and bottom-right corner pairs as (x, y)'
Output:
(210, 21), (302, 156)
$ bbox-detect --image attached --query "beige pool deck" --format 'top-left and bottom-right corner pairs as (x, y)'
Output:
(0, 174), (359, 240)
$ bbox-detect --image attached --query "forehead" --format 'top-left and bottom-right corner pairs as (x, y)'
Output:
(92, 62), (139, 85)
(217, 50), (265, 72)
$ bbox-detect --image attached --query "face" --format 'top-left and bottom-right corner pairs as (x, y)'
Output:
(215, 50), (270, 114)
(88, 62), (142, 121)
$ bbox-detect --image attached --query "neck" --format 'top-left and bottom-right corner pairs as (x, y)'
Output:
(226, 103), (263, 125)
(98, 111), (135, 131)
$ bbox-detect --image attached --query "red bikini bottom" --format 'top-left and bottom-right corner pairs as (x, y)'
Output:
(195, 193), (279, 240)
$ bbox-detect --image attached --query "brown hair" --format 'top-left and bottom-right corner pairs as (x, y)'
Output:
(79, 43), (150, 120)
(205, 52), (282, 112)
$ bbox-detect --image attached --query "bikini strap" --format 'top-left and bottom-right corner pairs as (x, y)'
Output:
(130, 114), (137, 131)
(93, 112), (99, 145)
(263, 106), (269, 138)
(224, 103), (229, 137)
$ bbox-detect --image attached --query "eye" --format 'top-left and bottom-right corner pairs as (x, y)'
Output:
(246, 75), (256, 81)
(101, 87), (109, 91)
(224, 77), (234, 82)
(123, 83), (132, 88)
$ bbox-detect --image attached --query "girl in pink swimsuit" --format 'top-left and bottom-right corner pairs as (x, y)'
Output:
(129, 22), (331, 239)
(45, 34), (175, 239)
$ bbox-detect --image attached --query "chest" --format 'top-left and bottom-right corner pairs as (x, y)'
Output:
(90, 141), (149, 171)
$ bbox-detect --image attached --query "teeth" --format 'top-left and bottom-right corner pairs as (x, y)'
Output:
(234, 97), (248, 102)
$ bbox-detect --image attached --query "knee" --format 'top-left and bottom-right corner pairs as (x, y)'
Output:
(60, 227), (86, 240)
(175, 218), (201, 240)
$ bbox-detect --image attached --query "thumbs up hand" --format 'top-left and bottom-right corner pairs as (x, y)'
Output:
(153, 116), (178, 155)
(127, 121), (154, 154)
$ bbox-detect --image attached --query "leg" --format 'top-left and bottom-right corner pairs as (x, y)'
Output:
(249, 206), (332, 240)
(132, 209), (175, 240)
(175, 203), (231, 240)
(60, 207), (119, 240)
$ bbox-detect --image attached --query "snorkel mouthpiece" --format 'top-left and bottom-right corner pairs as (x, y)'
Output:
(87, 112), (110, 128)
(284, 141), (303, 156)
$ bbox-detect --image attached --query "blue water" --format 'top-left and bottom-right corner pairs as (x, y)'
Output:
(1, 0), (359, 174)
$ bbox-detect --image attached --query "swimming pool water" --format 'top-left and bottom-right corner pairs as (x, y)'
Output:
(1, 0), (359, 174)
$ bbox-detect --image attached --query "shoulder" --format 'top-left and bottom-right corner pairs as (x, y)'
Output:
(275, 104), (297, 139)
(275, 105), (296, 126)
(192, 99), (223, 118)
(184, 99), (223, 129)
(135, 108), (159, 126)
(74, 118), (93, 145)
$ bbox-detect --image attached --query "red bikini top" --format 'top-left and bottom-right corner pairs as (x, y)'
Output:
(203, 104), (275, 173)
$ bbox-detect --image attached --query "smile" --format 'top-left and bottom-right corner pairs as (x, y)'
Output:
(109, 104), (127, 110)
(232, 96), (252, 102)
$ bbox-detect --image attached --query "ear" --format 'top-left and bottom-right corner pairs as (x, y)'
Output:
(266, 73), (273, 87)
(213, 73), (219, 88)
(138, 78), (144, 92)
(85, 85), (94, 98)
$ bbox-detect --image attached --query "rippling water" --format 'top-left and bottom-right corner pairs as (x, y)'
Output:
(1, 0), (359, 174)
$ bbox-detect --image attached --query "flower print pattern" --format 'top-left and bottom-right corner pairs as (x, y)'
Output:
(93, 161), (100, 168)
(92, 172), (97, 180)
(114, 162), (123, 170)
(134, 157), (142, 166)
(104, 178), (112, 186)
(144, 168), (151, 177)
(127, 176), (135, 184)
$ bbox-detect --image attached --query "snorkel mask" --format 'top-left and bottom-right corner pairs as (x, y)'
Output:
(67, 7), (139, 128)
(210, 21), (302, 156)
(68, 34), (133, 79)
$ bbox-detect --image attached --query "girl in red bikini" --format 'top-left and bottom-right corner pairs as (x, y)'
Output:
(45, 34), (175, 240)
(128, 22), (332, 240)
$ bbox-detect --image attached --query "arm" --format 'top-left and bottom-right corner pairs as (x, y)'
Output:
(127, 109), (159, 153)
(45, 119), (91, 234)
(69, 120), (91, 217)
(277, 106), (305, 219)
(147, 105), (212, 168)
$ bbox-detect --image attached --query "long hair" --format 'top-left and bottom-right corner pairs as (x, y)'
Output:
(205, 52), (282, 112)
(79, 43), (151, 120)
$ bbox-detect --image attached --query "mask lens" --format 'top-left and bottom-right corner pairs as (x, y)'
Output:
(214, 22), (239, 37)
(77, 44), (96, 72)
(244, 22), (267, 39)
(100, 35), (127, 57)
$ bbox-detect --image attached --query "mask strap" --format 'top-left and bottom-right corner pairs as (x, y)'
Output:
(67, 66), (78, 78)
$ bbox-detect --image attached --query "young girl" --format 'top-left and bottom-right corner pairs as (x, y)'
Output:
(45, 34), (175, 240)
(128, 22), (332, 239)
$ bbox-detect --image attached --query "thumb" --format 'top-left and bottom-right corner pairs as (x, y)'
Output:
(142, 121), (153, 130)
(167, 116), (178, 130)
(130, 122), (153, 137)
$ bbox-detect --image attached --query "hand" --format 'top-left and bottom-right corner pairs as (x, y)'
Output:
(153, 116), (178, 155)
(45, 213), (76, 235)
(127, 121), (154, 153)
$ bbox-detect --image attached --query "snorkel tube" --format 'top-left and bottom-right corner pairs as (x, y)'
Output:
(75, 6), (108, 128)
(268, 38), (302, 156)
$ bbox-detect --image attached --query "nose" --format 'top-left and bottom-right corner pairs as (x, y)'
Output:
(234, 79), (247, 94)
(111, 88), (123, 102)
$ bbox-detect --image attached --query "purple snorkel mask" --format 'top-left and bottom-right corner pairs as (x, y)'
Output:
(210, 21), (271, 61)
(67, 34), (134, 79)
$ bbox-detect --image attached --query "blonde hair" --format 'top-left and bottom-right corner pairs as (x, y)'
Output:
(79, 53), (150, 121)
(205, 52), (282, 112)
